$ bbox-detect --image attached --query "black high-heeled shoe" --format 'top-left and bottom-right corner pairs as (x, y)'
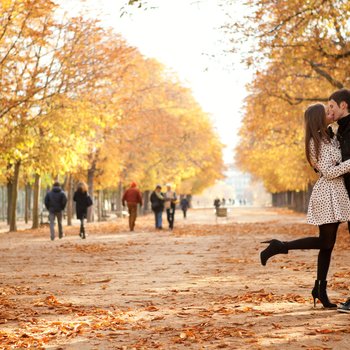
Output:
(311, 280), (337, 308)
(311, 280), (319, 307)
(260, 239), (288, 266)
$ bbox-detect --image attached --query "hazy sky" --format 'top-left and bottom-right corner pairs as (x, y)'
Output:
(58, 0), (252, 163)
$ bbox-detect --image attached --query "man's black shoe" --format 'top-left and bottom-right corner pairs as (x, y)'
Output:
(338, 298), (350, 313)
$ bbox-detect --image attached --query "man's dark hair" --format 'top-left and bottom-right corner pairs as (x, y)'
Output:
(53, 181), (60, 187)
(329, 88), (350, 111)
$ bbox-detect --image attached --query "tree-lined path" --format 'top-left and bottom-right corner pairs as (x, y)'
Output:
(1, 208), (350, 349)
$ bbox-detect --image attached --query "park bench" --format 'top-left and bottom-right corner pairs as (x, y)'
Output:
(215, 207), (228, 223)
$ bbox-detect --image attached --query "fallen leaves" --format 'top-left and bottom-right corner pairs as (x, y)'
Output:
(92, 278), (112, 284)
(219, 290), (308, 305)
(144, 305), (159, 312)
(172, 324), (256, 344)
(61, 243), (113, 254)
(0, 294), (139, 348)
(2, 215), (350, 349)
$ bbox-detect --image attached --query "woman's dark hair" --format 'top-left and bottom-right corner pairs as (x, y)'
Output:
(77, 182), (88, 193)
(304, 103), (329, 166)
(329, 88), (350, 111)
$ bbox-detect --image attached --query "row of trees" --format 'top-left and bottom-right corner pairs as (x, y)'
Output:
(0, 0), (224, 231)
(235, 0), (350, 194)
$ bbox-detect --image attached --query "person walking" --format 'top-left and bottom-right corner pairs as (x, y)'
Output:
(122, 182), (143, 232)
(260, 103), (350, 308)
(213, 198), (221, 214)
(150, 185), (164, 230)
(180, 196), (190, 218)
(44, 182), (67, 241)
(327, 88), (350, 312)
(164, 184), (177, 230)
(73, 182), (93, 239)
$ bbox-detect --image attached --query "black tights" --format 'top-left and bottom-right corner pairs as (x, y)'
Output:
(285, 222), (339, 281)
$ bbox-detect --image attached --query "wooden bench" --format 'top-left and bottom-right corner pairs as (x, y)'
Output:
(216, 207), (227, 222)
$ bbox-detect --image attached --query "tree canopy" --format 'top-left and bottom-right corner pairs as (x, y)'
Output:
(0, 0), (224, 230)
(234, 0), (350, 192)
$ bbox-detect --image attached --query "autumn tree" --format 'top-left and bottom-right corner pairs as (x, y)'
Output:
(0, 0), (134, 230)
(234, 0), (350, 193)
(93, 56), (224, 200)
(0, 0), (225, 230)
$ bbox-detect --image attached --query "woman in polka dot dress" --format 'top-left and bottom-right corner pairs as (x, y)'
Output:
(260, 103), (350, 308)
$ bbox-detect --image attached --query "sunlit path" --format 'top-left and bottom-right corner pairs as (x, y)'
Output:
(2, 0), (350, 348)
(1, 207), (350, 349)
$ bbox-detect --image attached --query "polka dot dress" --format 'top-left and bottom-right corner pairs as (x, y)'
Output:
(307, 137), (350, 225)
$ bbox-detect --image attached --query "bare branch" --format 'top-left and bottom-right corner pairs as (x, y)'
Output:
(305, 59), (344, 89)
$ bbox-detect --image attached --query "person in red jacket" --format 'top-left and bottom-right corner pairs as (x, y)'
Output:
(122, 182), (143, 231)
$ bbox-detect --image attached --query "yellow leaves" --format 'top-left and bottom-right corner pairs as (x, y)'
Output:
(87, 56), (224, 191)
(236, 0), (350, 192)
(236, 90), (312, 192)
(0, 0), (223, 194)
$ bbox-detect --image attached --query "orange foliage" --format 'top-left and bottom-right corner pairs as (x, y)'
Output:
(234, 0), (350, 192)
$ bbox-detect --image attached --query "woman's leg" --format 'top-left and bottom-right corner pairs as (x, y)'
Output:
(285, 222), (338, 254)
(261, 222), (339, 308)
(286, 237), (320, 250)
(261, 222), (339, 266)
(317, 222), (338, 280)
(313, 223), (339, 308)
(80, 218), (86, 238)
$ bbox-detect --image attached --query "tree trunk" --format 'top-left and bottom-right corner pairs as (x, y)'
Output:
(9, 161), (21, 232)
(1, 186), (6, 221)
(66, 174), (74, 226)
(32, 174), (41, 229)
(116, 180), (123, 217)
(187, 194), (192, 208)
(24, 183), (31, 224)
(143, 190), (150, 214)
(7, 182), (12, 225)
(87, 166), (95, 222)
(97, 190), (102, 222)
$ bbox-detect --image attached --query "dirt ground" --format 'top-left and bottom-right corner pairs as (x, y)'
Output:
(1, 207), (350, 349)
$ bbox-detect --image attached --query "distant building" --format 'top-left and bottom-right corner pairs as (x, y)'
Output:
(192, 164), (271, 208)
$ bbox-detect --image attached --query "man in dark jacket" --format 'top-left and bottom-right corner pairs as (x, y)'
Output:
(150, 185), (164, 229)
(44, 182), (67, 240)
(122, 182), (143, 231)
(328, 88), (350, 313)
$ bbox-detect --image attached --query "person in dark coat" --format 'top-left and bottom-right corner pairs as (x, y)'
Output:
(213, 198), (221, 214)
(180, 196), (190, 219)
(73, 182), (93, 239)
(150, 185), (164, 229)
(44, 182), (67, 241)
